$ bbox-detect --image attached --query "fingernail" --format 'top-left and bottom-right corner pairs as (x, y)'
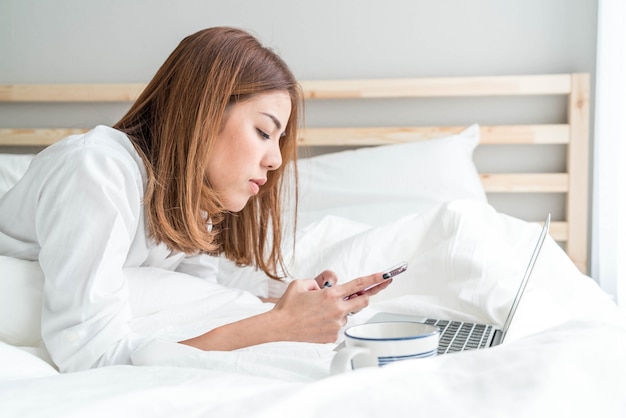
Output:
(323, 281), (332, 288)
(382, 273), (391, 280)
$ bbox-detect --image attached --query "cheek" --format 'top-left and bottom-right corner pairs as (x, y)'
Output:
(205, 136), (233, 183)
(204, 151), (226, 188)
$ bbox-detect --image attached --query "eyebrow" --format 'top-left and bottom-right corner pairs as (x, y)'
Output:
(261, 112), (286, 136)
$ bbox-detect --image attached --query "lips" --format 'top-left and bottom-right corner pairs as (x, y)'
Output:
(249, 178), (266, 195)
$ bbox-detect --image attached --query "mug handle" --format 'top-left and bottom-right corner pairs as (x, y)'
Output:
(330, 346), (378, 374)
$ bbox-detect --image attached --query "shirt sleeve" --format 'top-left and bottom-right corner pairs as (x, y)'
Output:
(36, 144), (155, 372)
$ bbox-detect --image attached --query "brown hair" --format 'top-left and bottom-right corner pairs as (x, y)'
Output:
(114, 27), (301, 279)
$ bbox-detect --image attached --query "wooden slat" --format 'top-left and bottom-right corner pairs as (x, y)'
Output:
(566, 73), (591, 273)
(546, 221), (568, 242)
(0, 75), (572, 102)
(1, 124), (571, 147)
(0, 128), (88, 146)
(300, 74), (572, 99)
(298, 125), (570, 146)
(479, 125), (569, 144)
(0, 84), (145, 102)
(480, 173), (568, 193)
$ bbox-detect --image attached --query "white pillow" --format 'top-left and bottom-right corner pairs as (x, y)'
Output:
(0, 154), (35, 198)
(0, 341), (58, 379)
(0, 256), (44, 347)
(290, 124), (486, 229)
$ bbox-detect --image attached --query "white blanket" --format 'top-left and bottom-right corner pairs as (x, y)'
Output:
(1, 200), (625, 418)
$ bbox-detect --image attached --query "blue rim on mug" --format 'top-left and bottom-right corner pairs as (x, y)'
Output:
(378, 349), (438, 365)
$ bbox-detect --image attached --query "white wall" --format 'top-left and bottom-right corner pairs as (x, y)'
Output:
(592, 0), (626, 305)
(0, 0), (597, 82)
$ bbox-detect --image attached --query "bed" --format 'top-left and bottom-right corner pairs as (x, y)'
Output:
(1, 74), (625, 418)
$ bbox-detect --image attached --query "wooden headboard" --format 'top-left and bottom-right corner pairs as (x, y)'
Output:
(0, 74), (590, 272)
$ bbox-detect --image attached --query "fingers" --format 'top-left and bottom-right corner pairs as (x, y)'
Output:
(362, 277), (393, 296)
(337, 272), (387, 300)
(314, 270), (387, 297)
(285, 278), (323, 293)
(341, 274), (394, 316)
(302, 278), (323, 292)
(297, 270), (392, 323)
(275, 272), (390, 343)
(314, 270), (339, 289)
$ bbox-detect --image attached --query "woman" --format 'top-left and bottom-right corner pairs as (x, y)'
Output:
(0, 27), (391, 372)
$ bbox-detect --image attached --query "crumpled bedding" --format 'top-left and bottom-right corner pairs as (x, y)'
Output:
(1, 200), (625, 418)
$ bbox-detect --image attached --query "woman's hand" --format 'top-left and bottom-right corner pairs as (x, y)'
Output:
(271, 270), (393, 343)
(180, 269), (392, 351)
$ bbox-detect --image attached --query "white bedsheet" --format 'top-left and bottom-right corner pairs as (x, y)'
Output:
(1, 200), (625, 418)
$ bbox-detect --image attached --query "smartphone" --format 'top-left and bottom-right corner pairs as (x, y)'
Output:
(346, 262), (409, 299)
(382, 262), (409, 280)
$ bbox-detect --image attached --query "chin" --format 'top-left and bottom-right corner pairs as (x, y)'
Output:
(225, 198), (250, 213)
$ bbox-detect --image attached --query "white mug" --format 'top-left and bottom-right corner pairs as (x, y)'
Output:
(331, 321), (440, 374)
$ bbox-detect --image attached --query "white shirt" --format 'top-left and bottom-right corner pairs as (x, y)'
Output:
(0, 126), (222, 372)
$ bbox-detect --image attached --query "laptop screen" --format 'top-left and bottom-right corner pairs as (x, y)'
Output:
(500, 214), (551, 342)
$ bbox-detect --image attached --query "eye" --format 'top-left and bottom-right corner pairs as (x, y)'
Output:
(256, 128), (271, 140)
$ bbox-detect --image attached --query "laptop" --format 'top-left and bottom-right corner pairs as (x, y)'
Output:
(368, 214), (551, 355)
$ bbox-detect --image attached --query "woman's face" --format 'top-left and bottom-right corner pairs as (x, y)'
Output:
(206, 90), (292, 212)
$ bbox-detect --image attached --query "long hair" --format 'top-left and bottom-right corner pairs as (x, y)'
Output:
(114, 27), (301, 279)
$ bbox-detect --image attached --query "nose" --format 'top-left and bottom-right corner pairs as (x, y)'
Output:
(264, 142), (282, 171)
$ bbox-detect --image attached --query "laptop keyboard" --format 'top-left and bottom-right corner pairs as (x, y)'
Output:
(424, 319), (493, 355)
